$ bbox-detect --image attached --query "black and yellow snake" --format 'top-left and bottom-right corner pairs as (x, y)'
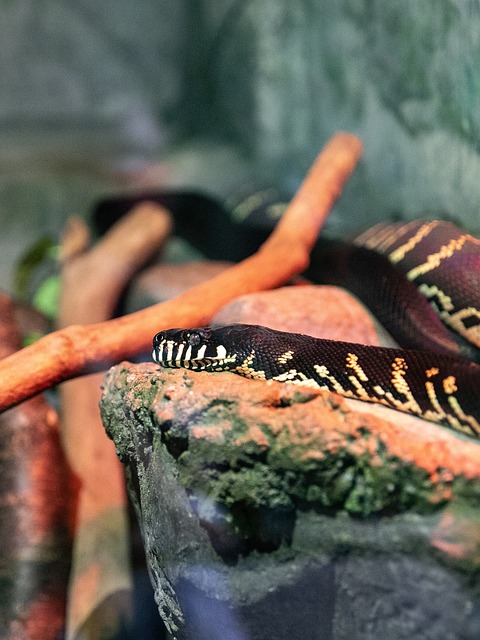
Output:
(152, 219), (480, 439)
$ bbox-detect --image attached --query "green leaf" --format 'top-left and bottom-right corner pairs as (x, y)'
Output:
(32, 275), (60, 319)
(23, 331), (45, 348)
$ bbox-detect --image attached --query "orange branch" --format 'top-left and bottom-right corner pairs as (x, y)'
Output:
(0, 132), (362, 410)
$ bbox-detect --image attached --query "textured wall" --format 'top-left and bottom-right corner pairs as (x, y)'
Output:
(2, 1), (480, 287)
(207, 1), (480, 234)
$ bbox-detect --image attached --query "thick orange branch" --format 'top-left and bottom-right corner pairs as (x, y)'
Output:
(0, 132), (362, 410)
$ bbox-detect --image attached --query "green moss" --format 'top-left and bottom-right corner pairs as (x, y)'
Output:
(172, 411), (461, 560)
(451, 476), (480, 509)
(101, 365), (480, 566)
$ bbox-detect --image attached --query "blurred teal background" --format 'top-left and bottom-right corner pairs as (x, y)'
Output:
(2, 1), (480, 289)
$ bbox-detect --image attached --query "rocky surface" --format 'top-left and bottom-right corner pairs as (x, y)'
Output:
(100, 361), (480, 640)
(212, 284), (395, 348)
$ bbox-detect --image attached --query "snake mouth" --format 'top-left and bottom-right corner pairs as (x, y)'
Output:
(152, 338), (237, 371)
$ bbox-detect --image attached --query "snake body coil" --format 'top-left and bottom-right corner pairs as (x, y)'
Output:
(152, 219), (480, 439)
(355, 219), (480, 351)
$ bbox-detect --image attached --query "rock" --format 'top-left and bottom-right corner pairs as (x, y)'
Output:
(213, 284), (404, 426)
(213, 284), (395, 346)
(100, 362), (480, 640)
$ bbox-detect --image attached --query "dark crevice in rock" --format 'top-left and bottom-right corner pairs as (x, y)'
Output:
(188, 490), (296, 564)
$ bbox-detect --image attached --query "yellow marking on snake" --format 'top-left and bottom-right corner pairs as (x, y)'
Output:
(376, 221), (422, 252)
(388, 221), (439, 263)
(231, 188), (281, 222)
(417, 283), (454, 312)
(265, 351), (480, 435)
(451, 306), (480, 324)
(317, 355), (425, 417)
(346, 353), (369, 381)
(236, 351), (266, 380)
(423, 373), (480, 435)
(273, 369), (299, 382)
(356, 220), (423, 253)
(373, 385), (385, 395)
(347, 376), (370, 399)
(447, 308), (480, 348)
(447, 398), (480, 436)
(355, 221), (480, 353)
(277, 350), (294, 364)
(417, 283), (480, 347)
(345, 353), (372, 399)
(385, 357), (423, 415)
(313, 364), (348, 395)
(425, 380), (447, 419)
(406, 236), (469, 280)
(443, 376), (458, 394)
(273, 370), (314, 385)
(391, 357), (409, 394)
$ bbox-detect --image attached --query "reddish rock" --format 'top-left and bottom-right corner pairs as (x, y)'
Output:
(103, 262), (480, 639)
(100, 362), (480, 640)
(212, 284), (385, 345)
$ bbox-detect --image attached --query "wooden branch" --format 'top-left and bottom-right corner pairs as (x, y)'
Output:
(59, 206), (174, 638)
(58, 202), (173, 328)
(0, 132), (362, 411)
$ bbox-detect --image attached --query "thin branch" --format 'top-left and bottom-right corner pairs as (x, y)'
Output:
(0, 132), (362, 411)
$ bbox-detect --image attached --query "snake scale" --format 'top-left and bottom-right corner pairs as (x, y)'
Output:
(152, 219), (480, 439)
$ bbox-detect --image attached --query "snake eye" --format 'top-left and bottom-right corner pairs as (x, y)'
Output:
(188, 332), (201, 346)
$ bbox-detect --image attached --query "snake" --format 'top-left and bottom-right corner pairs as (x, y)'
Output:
(151, 219), (480, 439)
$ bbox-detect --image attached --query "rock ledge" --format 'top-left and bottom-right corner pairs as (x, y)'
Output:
(100, 362), (480, 640)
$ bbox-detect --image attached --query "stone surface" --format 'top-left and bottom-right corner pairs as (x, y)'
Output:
(213, 284), (405, 427)
(100, 362), (480, 640)
(213, 284), (394, 347)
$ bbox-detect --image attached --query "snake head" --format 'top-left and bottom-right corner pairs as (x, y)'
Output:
(152, 325), (241, 371)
